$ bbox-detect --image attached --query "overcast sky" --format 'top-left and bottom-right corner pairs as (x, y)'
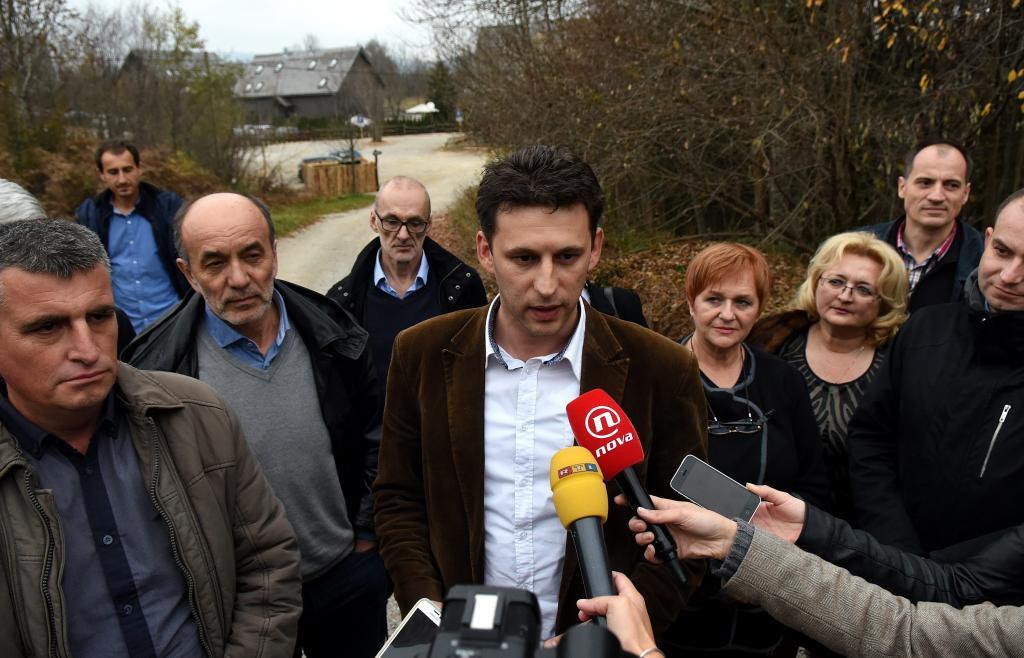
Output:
(68, 0), (435, 60)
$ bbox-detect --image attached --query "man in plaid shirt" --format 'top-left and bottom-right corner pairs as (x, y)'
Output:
(862, 138), (983, 313)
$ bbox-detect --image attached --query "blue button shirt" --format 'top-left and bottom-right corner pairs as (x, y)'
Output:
(0, 394), (202, 657)
(373, 249), (430, 298)
(203, 289), (290, 369)
(107, 209), (181, 332)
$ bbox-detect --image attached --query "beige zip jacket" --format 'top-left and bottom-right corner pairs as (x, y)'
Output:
(0, 365), (302, 657)
(722, 526), (1024, 656)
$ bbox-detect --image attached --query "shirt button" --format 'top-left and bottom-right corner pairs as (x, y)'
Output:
(102, 534), (114, 546)
(84, 466), (94, 476)
(127, 220), (132, 225)
(122, 604), (133, 616)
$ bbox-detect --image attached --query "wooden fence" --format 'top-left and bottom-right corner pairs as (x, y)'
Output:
(302, 161), (378, 196)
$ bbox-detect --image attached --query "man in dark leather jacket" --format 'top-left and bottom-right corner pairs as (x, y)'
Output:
(848, 187), (1024, 556)
(122, 193), (387, 658)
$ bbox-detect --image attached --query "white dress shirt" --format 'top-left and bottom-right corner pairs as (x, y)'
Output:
(482, 296), (586, 638)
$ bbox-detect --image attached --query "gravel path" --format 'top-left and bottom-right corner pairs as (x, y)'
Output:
(268, 133), (487, 293)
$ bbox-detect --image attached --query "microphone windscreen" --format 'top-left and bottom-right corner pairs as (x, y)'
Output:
(549, 446), (609, 528)
(566, 389), (645, 480)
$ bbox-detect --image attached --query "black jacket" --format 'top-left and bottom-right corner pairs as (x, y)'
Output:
(847, 272), (1024, 554)
(326, 237), (487, 321)
(584, 283), (648, 327)
(75, 181), (189, 297)
(797, 503), (1024, 607)
(862, 217), (983, 313)
(120, 280), (382, 533)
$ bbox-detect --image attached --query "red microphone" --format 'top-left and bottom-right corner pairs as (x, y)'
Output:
(567, 388), (688, 585)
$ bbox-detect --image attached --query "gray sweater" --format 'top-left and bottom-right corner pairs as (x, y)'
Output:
(720, 526), (1024, 656)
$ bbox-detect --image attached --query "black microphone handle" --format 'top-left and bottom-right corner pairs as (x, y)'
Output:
(568, 515), (613, 628)
(616, 468), (688, 585)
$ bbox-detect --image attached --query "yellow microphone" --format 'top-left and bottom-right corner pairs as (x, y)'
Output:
(549, 447), (615, 610)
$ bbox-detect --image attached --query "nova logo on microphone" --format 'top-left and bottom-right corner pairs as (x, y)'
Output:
(584, 405), (621, 438)
(593, 433), (635, 458)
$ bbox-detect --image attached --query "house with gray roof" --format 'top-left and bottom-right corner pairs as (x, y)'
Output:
(234, 46), (384, 123)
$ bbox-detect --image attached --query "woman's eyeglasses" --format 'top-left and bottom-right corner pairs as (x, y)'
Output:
(818, 275), (880, 301)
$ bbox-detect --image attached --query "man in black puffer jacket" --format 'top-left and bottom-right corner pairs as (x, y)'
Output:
(327, 176), (487, 391)
(848, 187), (1024, 556)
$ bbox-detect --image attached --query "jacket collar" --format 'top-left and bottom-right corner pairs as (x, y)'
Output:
(346, 236), (467, 293)
(440, 304), (630, 583)
(964, 269), (1024, 356)
(123, 279), (368, 370)
(0, 364), (179, 478)
(94, 181), (163, 221)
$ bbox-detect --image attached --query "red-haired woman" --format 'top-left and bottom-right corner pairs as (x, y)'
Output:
(664, 242), (828, 657)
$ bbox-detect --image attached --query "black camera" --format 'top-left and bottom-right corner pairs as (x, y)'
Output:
(423, 585), (624, 658)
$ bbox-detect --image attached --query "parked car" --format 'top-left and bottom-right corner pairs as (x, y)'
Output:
(298, 148), (363, 181)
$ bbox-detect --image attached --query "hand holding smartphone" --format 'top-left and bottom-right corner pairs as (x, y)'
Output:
(670, 454), (760, 522)
(375, 598), (441, 658)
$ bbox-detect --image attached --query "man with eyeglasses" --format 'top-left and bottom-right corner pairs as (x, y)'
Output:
(122, 193), (387, 658)
(328, 176), (487, 390)
(848, 187), (1024, 560)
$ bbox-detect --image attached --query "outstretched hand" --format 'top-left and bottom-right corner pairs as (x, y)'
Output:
(616, 494), (738, 561)
(576, 571), (656, 655)
(747, 483), (805, 543)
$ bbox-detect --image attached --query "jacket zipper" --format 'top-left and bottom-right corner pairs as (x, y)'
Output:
(144, 417), (215, 658)
(979, 404), (1012, 478)
(23, 471), (60, 658)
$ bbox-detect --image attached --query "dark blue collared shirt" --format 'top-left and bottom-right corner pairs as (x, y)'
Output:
(0, 393), (202, 658)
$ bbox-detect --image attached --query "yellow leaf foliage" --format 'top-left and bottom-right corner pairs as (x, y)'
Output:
(980, 102), (992, 117)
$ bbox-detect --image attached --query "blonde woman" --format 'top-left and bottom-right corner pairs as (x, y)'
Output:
(750, 232), (908, 518)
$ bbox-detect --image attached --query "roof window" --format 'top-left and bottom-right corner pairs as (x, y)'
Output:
(255, 81), (264, 91)
(317, 77), (328, 88)
(255, 64), (264, 74)
(328, 58), (338, 68)
(274, 62), (284, 72)
(308, 60), (317, 70)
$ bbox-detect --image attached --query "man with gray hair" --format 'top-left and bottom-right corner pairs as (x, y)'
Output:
(327, 176), (487, 391)
(0, 219), (302, 657)
(0, 178), (46, 223)
(0, 179), (136, 352)
(122, 192), (386, 658)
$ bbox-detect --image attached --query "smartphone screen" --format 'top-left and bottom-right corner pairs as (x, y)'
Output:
(377, 603), (441, 658)
(670, 454), (760, 522)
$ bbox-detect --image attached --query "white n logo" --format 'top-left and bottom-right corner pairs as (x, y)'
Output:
(585, 406), (621, 439)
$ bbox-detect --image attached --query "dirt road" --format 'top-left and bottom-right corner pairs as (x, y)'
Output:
(269, 133), (487, 293)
